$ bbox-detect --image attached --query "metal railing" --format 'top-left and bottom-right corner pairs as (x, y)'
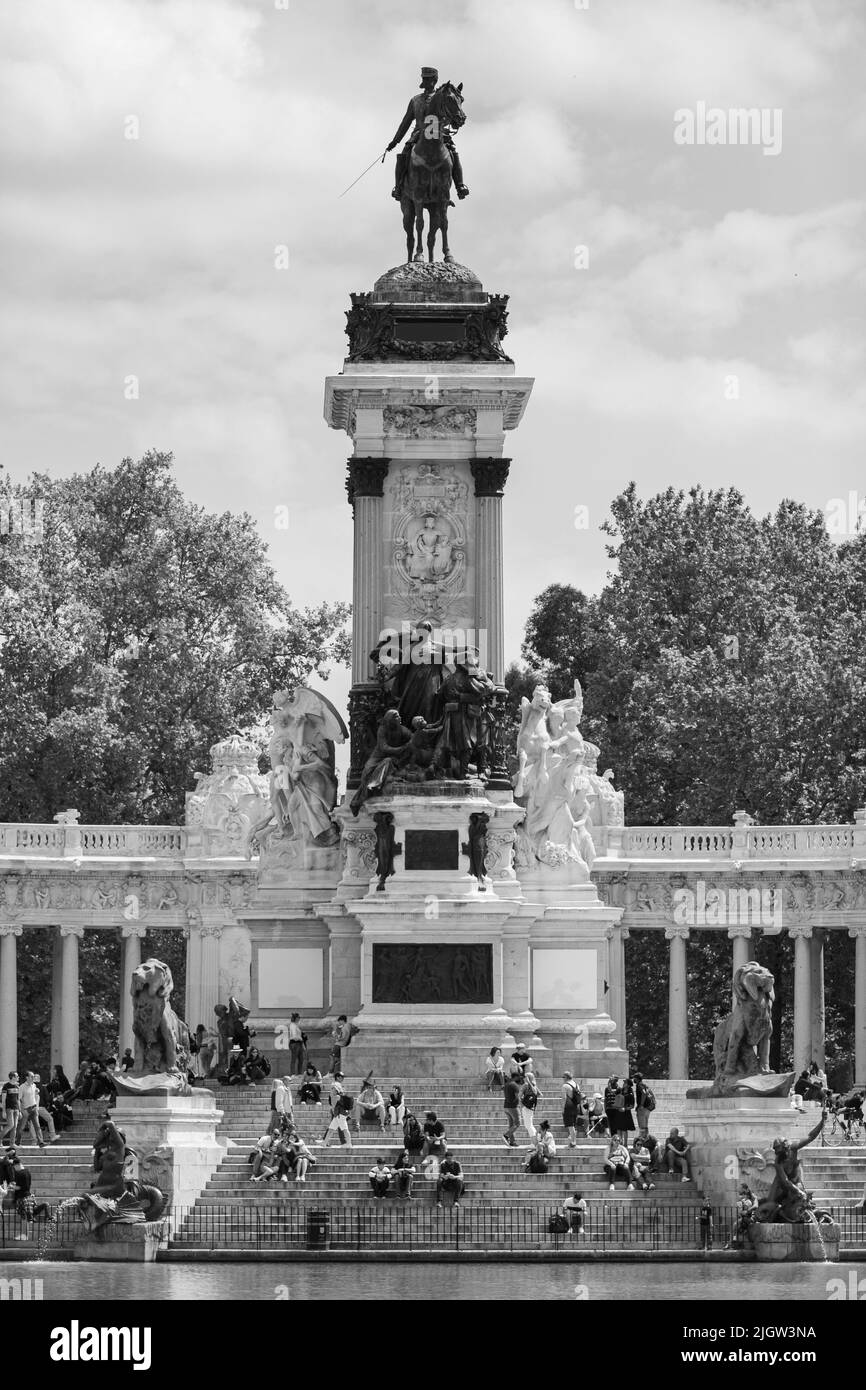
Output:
(3, 1200), (865, 1255)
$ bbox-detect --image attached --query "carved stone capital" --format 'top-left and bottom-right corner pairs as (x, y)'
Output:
(346, 457), (390, 506)
(664, 923), (690, 941)
(470, 457), (511, 498)
(59, 924), (85, 938)
(787, 924), (813, 940)
(121, 922), (147, 939)
(727, 924), (754, 939)
(848, 925), (866, 940)
(0, 923), (23, 938)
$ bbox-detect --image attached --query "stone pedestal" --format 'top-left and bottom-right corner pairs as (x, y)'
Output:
(72, 1220), (169, 1263)
(684, 1096), (822, 1202)
(111, 1090), (225, 1233)
(748, 1222), (840, 1262)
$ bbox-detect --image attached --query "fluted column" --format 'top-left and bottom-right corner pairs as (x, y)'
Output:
(810, 929), (826, 1070)
(470, 459), (510, 681)
(59, 925), (83, 1081)
(850, 926), (866, 1085)
(789, 925), (812, 1073)
(347, 458), (390, 683)
(728, 924), (752, 1002)
(665, 924), (689, 1079)
(119, 923), (146, 1057)
(51, 929), (63, 1068)
(0, 925), (22, 1081)
(185, 915), (222, 1034)
(605, 924), (629, 1047)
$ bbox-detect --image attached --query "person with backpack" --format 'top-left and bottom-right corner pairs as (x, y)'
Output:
(561, 1072), (583, 1147)
(633, 1072), (656, 1138)
(319, 1089), (355, 1148)
(520, 1071), (541, 1141)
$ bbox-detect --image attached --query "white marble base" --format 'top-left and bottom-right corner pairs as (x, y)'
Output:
(684, 1096), (822, 1201)
(111, 1089), (226, 1233)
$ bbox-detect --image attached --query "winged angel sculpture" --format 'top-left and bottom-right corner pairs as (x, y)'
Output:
(247, 688), (348, 855)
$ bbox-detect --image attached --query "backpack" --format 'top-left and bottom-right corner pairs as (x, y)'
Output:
(340, 1094), (354, 1114)
(548, 1213), (569, 1234)
(522, 1086), (539, 1110)
(642, 1086), (656, 1111)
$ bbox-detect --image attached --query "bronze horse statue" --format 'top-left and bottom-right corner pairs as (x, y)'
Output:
(398, 81), (466, 264)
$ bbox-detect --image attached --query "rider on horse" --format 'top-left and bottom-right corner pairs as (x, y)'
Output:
(387, 66), (469, 202)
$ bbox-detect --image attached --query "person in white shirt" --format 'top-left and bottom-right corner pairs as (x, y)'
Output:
(17, 1073), (46, 1148)
(603, 1138), (634, 1190)
(369, 1158), (392, 1199)
(562, 1191), (588, 1236)
(525, 1119), (557, 1174)
(269, 1077), (293, 1136)
(356, 1082), (387, 1133)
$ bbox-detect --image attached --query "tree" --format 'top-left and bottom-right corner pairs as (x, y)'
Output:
(518, 484), (866, 1074)
(0, 451), (350, 823)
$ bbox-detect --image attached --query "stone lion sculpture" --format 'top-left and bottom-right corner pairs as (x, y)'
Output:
(702, 960), (796, 1098)
(114, 958), (192, 1096)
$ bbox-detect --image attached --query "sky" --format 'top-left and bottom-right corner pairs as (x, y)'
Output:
(2, 0), (864, 722)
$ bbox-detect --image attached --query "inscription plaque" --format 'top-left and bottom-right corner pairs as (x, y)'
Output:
(372, 944), (493, 1004)
(404, 828), (459, 871)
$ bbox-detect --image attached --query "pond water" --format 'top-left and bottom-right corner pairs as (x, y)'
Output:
(1, 1259), (862, 1301)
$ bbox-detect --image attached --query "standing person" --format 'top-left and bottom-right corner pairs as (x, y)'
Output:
(32, 1075), (57, 1144)
(562, 1190), (588, 1237)
(561, 1072), (582, 1148)
(698, 1199), (714, 1251)
(288, 1013), (305, 1077)
(520, 1072), (541, 1141)
(17, 1073), (46, 1148)
(618, 1075), (636, 1138)
(328, 1015), (355, 1076)
(633, 1073), (655, 1139)
(319, 1089), (354, 1148)
(393, 1149), (416, 1200)
(269, 1076), (293, 1135)
(1, 1072), (21, 1145)
(387, 1084), (406, 1128)
(604, 1075), (624, 1137)
(368, 1157), (392, 1200)
(436, 1152), (465, 1208)
(502, 1071), (522, 1147)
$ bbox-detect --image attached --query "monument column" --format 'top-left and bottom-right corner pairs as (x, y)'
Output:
(850, 925), (866, 1085)
(789, 924), (813, 1072)
(50, 929), (63, 1069)
(665, 924), (689, 1078)
(347, 458), (390, 684)
(59, 925), (83, 1081)
(185, 915), (222, 1034)
(0, 925), (22, 1080)
(470, 459), (510, 680)
(810, 928), (826, 1070)
(728, 924), (752, 1000)
(119, 923), (146, 1057)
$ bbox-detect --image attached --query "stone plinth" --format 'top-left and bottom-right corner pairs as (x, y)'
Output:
(111, 1090), (225, 1233)
(748, 1222), (840, 1262)
(684, 1096), (822, 1202)
(72, 1219), (169, 1263)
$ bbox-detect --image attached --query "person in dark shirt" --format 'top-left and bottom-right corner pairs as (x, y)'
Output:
(119, 1050), (134, 1074)
(393, 1149), (416, 1200)
(1, 1073), (21, 1144)
(0, 1146), (51, 1236)
(436, 1152), (464, 1208)
(503, 1073), (522, 1147)
(420, 1112), (446, 1159)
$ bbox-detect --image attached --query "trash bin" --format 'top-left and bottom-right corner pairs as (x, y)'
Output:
(306, 1209), (331, 1251)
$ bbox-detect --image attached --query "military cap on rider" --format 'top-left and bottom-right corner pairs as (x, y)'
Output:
(420, 67), (438, 86)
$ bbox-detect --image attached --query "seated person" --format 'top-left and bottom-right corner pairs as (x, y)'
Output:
(631, 1133), (660, 1173)
(436, 1151), (464, 1207)
(585, 1092), (608, 1135)
(665, 1128), (693, 1181)
(243, 1047), (270, 1084)
(368, 1158), (392, 1200)
(222, 1046), (247, 1085)
(402, 1110), (424, 1153)
(420, 1112), (446, 1160)
(387, 1085), (406, 1127)
(393, 1149), (416, 1199)
(627, 1141), (655, 1192)
(511, 1045), (533, 1079)
(603, 1137), (634, 1190)
(356, 1081), (387, 1132)
(525, 1119), (557, 1174)
(485, 1047), (506, 1091)
(279, 1131), (316, 1186)
(298, 1064), (323, 1106)
(249, 1134), (278, 1182)
(562, 1190), (587, 1236)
